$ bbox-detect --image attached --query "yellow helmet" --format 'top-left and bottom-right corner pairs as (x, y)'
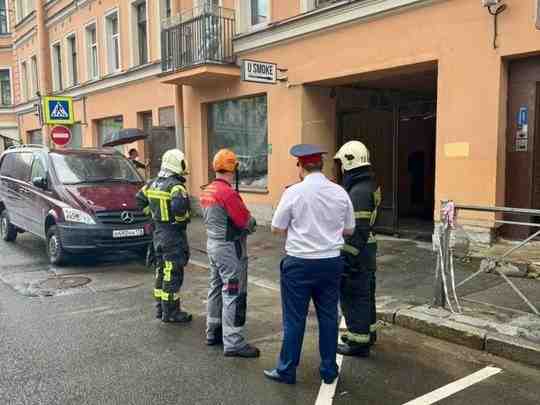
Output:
(161, 149), (188, 175)
(334, 141), (370, 172)
(212, 149), (238, 173)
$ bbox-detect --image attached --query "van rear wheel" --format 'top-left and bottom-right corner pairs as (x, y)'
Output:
(1, 210), (17, 242)
(47, 226), (67, 266)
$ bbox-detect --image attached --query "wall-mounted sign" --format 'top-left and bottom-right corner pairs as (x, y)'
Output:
(516, 137), (528, 152)
(50, 125), (72, 147)
(518, 106), (528, 128)
(43, 96), (75, 125)
(241, 60), (277, 84)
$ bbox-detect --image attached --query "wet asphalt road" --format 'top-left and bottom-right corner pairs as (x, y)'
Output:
(1, 233), (540, 405)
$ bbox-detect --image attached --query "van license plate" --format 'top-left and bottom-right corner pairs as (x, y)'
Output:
(113, 229), (144, 238)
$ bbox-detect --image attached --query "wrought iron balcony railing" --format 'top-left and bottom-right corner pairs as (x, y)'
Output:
(161, 5), (235, 73)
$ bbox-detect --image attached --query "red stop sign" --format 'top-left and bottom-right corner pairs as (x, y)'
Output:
(50, 125), (72, 147)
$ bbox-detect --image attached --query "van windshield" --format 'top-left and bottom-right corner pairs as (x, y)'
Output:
(50, 153), (143, 185)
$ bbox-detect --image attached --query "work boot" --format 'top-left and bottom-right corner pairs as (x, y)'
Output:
(206, 327), (223, 346)
(224, 344), (260, 358)
(337, 343), (370, 357)
(155, 301), (163, 319)
(161, 301), (193, 323)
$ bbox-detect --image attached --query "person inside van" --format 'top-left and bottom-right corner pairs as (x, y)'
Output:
(128, 148), (146, 170)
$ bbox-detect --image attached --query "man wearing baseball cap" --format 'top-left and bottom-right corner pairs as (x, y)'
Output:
(264, 144), (355, 385)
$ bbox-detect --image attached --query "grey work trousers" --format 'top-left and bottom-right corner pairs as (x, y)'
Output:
(206, 238), (248, 353)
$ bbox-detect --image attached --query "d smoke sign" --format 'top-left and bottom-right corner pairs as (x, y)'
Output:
(241, 60), (277, 84)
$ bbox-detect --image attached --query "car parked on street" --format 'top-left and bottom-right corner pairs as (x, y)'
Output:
(0, 145), (152, 265)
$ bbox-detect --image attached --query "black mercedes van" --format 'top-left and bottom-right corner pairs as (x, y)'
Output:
(0, 145), (152, 265)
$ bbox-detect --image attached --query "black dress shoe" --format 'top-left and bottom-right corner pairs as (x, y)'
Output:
(263, 369), (295, 385)
(224, 344), (260, 358)
(337, 343), (370, 357)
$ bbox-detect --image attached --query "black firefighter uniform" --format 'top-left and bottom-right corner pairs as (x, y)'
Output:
(136, 175), (192, 322)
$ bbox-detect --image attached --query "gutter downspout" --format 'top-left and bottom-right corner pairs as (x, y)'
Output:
(36, 0), (51, 146)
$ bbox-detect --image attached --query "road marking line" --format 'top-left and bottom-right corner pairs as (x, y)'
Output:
(402, 366), (503, 405)
(315, 318), (346, 405)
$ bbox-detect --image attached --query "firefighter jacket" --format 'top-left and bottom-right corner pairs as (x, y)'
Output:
(136, 175), (191, 229)
(341, 168), (381, 270)
(199, 179), (254, 241)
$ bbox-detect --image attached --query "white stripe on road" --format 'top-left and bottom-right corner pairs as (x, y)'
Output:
(314, 318), (347, 405)
(402, 366), (503, 405)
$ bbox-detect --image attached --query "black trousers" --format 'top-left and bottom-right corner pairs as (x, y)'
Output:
(152, 226), (189, 306)
(340, 243), (377, 347)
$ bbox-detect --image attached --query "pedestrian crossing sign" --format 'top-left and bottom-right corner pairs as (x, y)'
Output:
(43, 96), (74, 125)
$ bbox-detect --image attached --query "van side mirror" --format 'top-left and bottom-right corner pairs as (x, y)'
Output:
(32, 176), (47, 189)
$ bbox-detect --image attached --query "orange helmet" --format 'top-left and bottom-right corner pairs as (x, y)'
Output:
(212, 149), (238, 173)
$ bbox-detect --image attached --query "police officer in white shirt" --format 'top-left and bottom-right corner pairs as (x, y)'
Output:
(264, 144), (355, 385)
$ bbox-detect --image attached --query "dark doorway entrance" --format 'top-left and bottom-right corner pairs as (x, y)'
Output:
(336, 68), (437, 239)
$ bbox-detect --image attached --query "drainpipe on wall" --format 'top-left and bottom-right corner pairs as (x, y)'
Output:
(175, 84), (185, 152)
(35, 0), (52, 146)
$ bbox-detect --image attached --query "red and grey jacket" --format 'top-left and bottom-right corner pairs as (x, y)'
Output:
(200, 179), (252, 241)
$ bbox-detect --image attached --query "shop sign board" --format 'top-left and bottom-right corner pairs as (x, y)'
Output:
(241, 60), (277, 84)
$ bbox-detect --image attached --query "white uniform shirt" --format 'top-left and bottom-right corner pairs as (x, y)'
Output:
(272, 172), (355, 259)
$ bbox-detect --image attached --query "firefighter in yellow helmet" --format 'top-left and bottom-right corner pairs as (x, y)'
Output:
(136, 149), (192, 323)
(334, 141), (381, 357)
(199, 149), (259, 358)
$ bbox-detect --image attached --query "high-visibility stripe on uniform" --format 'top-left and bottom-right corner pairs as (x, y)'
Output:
(170, 184), (187, 197)
(147, 190), (172, 200)
(341, 244), (360, 256)
(163, 261), (173, 282)
(154, 288), (163, 299)
(174, 212), (190, 223)
(354, 211), (372, 219)
(161, 291), (169, 301)
(370, 323), (378, 332)
(343, 331), (371, 344)
(143, 206), (151, 216)
(160, 199), (169, 221)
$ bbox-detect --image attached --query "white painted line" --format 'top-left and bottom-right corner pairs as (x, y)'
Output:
(314, 318), (347, 405)
(402, 366), (503, 405)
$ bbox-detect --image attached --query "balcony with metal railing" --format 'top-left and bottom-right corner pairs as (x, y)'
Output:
(160, 5), (240, 86)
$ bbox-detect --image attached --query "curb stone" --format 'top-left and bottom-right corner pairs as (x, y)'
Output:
(395, 308), (486, 351)
(485, 333), (540, 368)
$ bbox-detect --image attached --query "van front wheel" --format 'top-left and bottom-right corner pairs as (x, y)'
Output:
(47, 226), (67, 266)
(1, 210), (17, 242)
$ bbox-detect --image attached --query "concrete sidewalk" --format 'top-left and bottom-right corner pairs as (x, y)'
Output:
(187, 218), (540, 368)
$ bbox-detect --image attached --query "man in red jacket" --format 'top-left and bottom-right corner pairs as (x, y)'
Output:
(200, 149), (259, 358)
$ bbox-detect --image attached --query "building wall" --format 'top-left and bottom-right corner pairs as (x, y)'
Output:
(175, 0), (540, 228)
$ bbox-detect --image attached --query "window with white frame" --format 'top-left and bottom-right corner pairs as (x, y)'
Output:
(132, 1), (148, 66)
(52, 43), (63, 91)
(66, 34), (78, 87)
(20, 61), (28, 101)
(250, 0), (268, 26)
(30, 56), (38, 96)
(16, 0), (34, 23)
(85, 23), (99, 80)
(0, 0), (8, 34)
(0, 69), (11, 106)
(163, 0), (172, 18)
(105, 10), (121, 73)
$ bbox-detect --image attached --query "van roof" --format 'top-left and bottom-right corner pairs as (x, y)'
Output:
(4, 146), (121, 156)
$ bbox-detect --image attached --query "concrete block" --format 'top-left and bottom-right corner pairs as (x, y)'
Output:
(485, 333), (540, 368)
(396, 309), (486, 350)
(376, 300), (415, 324)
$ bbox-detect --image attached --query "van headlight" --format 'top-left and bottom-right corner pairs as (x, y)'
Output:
(62, 208), (96, 225)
